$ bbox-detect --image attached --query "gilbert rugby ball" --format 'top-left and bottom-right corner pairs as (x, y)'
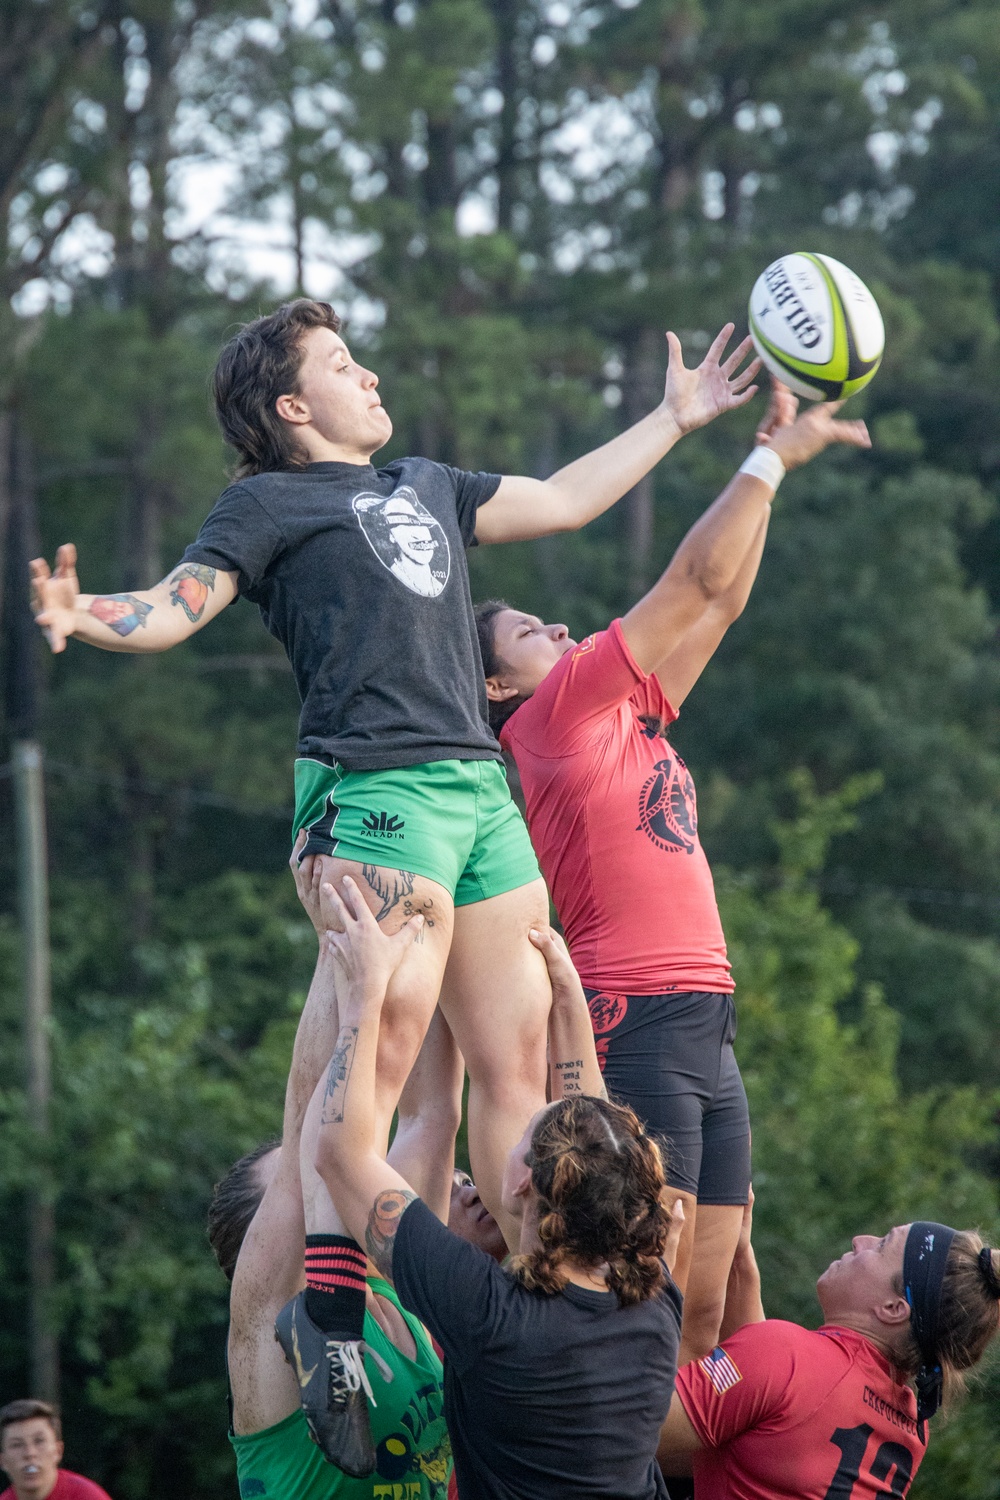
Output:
(748, 252), (884, 401)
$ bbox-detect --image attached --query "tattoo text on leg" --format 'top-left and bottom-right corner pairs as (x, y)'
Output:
(89, 594), (153, 637)
(321, 1026), (359, 1124)
(168, 562), (217, 623)
(365, 1188), (418, 1282)
(361, 864), (416, 924)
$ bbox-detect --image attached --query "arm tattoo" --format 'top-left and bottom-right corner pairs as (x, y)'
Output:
(168, 563), (217, 623)
(320, 1026), (359, 1124)
(89, 594), (153, 637)
(365, 1188), (418, 1282)
(361, 864), (415, 923)
(554, 1059), (584, 1095)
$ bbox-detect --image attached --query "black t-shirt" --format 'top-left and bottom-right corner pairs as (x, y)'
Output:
(182, 457), (504, 770)
(394, 1199), (681, 1500)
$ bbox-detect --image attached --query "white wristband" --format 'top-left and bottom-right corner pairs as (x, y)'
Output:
(739, 446), (786, 494)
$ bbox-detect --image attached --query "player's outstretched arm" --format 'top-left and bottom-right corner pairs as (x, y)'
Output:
(718, 1191), (765, 1339)
(313, 878), (425, 1283)
(621, 396), (870, 677)
(473, 324), (760, 544)
(30, 542), (238, 654)
(528, 925), (607, 1102)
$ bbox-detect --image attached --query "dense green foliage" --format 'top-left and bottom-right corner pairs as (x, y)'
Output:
(3, 0), (1000, 1492)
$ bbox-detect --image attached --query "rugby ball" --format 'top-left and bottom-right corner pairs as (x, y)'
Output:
(748, 252), (884, 401)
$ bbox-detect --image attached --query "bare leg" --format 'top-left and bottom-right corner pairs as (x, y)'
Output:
(439, 878), (551, 1249)
(677, 1202), (744, 1364)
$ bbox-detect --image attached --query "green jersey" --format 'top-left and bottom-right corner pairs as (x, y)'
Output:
(232, 1278), (451, 1500)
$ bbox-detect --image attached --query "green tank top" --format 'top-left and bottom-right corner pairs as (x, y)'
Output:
(231, 1278), (451, 1500)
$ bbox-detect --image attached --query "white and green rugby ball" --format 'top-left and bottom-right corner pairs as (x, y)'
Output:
(748, 252), (884, 401)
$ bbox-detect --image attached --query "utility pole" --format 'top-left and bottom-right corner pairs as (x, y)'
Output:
(2, 411), (58, 1402)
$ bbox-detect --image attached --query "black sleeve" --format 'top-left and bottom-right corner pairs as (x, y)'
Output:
(181, 484), (285, 594)
(439, 465), (502, 549)
(392, 1199), (508, 1369)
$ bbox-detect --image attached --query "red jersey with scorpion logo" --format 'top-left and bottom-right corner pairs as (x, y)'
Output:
(501, 618), (733, 994)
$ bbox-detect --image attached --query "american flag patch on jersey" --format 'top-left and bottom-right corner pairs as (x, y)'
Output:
(699, 1347), (742, 1395)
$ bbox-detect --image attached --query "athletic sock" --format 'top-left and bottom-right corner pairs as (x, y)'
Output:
(304, 1234), (367, 1339)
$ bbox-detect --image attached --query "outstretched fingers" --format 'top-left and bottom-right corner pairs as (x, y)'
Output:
(830, 418), (871, 448)
(720, 333), (755, 378)
(56, 542), (77, 575)
(664, 330), (686, 370)
(703, 322), (736, 365)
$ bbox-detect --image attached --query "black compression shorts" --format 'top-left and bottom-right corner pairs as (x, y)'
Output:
(584, 989), (751, 1204)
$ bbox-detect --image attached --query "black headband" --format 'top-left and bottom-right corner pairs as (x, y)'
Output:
(903, 1220), (956, 1433)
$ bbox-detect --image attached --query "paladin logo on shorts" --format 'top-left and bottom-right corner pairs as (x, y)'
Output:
(362, 811), (406, 839)
(353, 486), (451, 597)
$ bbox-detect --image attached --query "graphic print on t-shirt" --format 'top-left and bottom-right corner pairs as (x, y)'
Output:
(353, 486), (451, 597)
(637, 751), (697, 855)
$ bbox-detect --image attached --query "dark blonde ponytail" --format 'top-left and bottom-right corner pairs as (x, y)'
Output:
(510, 1096), (672, 1306)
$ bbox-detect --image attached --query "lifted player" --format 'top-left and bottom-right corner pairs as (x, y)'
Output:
(475, 388), (870, 1362)
(31, 299), (758, 1261)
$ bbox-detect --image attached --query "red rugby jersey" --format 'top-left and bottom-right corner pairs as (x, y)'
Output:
(501, 619), (732, 994)
(1, 1472), (114, 1500)
(675, 1321), (926, 1499)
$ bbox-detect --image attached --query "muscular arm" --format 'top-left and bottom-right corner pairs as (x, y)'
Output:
(651, 510), (770, 709)
(313, 879), (425, 1282)
(529, 926), (607, 1101)
(228, 855), (345, 1433)
(473, 326), (759, 544)
(31, 543), (238, 654)
(621, 398), (870, 677)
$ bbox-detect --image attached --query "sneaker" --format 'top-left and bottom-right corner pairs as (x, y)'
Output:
(274, 1292), (394, 1476)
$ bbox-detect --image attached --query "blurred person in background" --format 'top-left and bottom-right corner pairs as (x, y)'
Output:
(0, 1402), (112, 1500)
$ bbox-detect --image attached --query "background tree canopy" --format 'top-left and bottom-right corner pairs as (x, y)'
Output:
(1, 0), (1000, 1492)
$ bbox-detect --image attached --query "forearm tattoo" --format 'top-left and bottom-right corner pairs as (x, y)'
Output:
(365, 1188), (418, 1282)
(554, 1059), (584, 1095)
(168, 563), (217, 623)
(89, 594), (153, 637)
(320, 1026), (359, 1124)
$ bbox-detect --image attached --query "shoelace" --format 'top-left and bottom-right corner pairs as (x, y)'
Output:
(327, 1339), (395, 1409)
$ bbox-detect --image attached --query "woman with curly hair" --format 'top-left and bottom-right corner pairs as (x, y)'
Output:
(310, 875), (685, 1500)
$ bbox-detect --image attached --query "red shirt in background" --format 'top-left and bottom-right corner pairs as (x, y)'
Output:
(1, 1471), (113, 1500)
(675, 1320), (925, 1499)
(502, 619), (732, 994)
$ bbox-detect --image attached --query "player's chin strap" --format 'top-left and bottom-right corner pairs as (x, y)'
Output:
(903, 1221), (956, 1440)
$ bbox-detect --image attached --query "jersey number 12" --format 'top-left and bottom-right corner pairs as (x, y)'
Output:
(823, 1423), (914, 1498)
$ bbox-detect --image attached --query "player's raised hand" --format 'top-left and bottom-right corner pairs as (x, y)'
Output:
(30, 542), (80, 653)
(662, 324), (761, 435)
(754, 379), (798, 445)
(764, 400), (871, 471)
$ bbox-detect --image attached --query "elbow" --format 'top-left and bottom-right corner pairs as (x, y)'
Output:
(314, 1131), (343, 1188)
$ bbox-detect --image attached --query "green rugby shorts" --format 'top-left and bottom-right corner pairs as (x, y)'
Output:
(293, 756), (540, 907)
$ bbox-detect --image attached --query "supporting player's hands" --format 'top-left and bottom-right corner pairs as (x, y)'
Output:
(754, 378), (798, 444)
(289, 832), (324, 934)
(760, 399), (871, 470)
(661, 324), (761, 435)
(30, 542), (80, 653)
(529, 925), (584, 1007)
(321, 876), (422, 1017)
(664, 1196), (686, 1278)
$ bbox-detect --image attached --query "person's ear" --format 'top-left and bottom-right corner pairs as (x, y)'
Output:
(485, 674), (520, 704)
(510, 1161), (533, 1200)
(874, 1291), (912, 1330)
(275, 392), (311, 427)
(55, 1440), (65, 1464)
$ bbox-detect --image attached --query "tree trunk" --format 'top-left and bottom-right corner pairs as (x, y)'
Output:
(621, 328), (660, 597)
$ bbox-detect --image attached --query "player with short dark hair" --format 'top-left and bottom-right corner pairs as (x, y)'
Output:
(658, 1199), (1000, 1497)
(476, 389), (871, 1363)
(32, 299), (757, 1466)
(0, 1402), (111, 1500)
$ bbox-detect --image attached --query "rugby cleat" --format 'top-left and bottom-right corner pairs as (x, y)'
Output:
(274, 1291), (393, 1476)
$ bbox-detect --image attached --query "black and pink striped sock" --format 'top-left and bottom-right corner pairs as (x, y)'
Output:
(304, 1234), (367, 1338)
